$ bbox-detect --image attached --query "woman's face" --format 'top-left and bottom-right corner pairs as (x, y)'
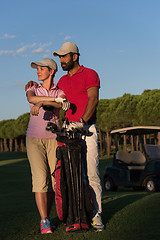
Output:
(36, 66), (51, 81)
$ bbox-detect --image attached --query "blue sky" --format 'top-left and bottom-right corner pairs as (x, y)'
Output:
(0, 0), (160, 121)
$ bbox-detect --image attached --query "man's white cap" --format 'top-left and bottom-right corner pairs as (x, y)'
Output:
(31, 58), (58, 71)
(53, 42), (80, 56)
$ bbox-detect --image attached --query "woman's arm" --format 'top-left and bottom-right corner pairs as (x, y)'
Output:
(30, 100), (63, 116)
(26, 89), (69, 114)
(26, 90), (66, 104)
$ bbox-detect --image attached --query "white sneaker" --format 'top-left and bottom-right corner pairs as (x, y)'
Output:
(91, 214), (105, 231)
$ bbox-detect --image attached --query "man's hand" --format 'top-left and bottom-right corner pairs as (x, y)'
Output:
(25, 81), (38, 91)
(67, 122), (84, 131)
(54, 97), (70, 111)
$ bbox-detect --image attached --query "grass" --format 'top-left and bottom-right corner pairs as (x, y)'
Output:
(0, 152), (160, 240)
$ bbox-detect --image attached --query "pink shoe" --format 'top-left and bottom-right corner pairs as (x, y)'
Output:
(40, 217), (52, 234)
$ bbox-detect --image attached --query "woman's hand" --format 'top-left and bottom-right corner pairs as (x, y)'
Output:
(30, 102), (43, 116)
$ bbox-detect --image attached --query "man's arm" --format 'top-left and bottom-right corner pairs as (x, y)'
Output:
(66, 86), (99, 131)
(81, 86), (99, 122)
(25, 81), (38, 91)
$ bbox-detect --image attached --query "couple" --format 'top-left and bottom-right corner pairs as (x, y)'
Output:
(25, 42), (104, 234)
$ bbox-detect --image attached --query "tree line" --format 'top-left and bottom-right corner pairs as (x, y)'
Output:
(1, 89), (160, 153)
(97, 89), (160, 131)
(0, 113), (30, 152)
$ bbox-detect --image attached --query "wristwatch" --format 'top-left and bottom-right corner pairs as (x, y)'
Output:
(79, 117), (86, 124)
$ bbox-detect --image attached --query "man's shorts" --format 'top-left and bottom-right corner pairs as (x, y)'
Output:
(26, 137), (57, 192)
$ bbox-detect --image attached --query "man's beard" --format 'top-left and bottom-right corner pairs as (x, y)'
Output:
(61, 59), (75, 71)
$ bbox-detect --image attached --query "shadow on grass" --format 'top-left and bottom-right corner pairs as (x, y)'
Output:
(0, 153), (151, 240)
(102, 191), (148, 226)
(99, 157), (149, 227)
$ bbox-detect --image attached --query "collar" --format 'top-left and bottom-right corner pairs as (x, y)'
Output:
(66, 65), (84, 77)
(38, 83), (57, 90)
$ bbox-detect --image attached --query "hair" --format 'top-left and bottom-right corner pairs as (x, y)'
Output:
(69, 52), (80, 64)
(47, 66), (56, 78)
(47, 66), (52, 71)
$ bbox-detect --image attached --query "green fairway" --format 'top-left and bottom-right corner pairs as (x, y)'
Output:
(0, 152), (160, 240)
(0, 158), (26, 166)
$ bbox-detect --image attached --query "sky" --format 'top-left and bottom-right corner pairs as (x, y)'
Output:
(0, 0), (160, 121)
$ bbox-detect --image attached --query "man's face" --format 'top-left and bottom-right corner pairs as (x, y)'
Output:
(59, 53), (75, 71)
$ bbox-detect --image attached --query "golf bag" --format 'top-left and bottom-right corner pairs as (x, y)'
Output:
(53, 132), (94, 232)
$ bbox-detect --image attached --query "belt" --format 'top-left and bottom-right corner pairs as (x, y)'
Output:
(69, 120), (96, 125)
(86, 119), (96, 125)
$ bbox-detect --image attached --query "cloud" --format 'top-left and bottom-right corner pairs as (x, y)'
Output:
(119, 49), (125, 53)
(59, 32), (71, 41)
(0, 42), (52, 56)
(64, 36), (71, 41)
(16, 43), (36, 54)
(40, 42), (52, 48)
(1, 33), (16, 39)
(31, 42), (52, 54)
(0, 50), (14, 56)
(16, 46), (28, 54)
(32, 47), (50, 54)
(0, 80), (24, 88)
(42, 53), (51, 58)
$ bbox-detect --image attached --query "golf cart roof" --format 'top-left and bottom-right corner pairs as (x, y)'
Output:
(110, 126), (160, 136)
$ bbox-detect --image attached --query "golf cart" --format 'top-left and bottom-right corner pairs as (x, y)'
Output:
(103, 126), (160, 192)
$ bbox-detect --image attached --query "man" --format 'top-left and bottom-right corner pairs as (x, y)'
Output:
(53, 42), (104, 231)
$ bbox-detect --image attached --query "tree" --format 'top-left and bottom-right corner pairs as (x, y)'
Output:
(114, 93), (140, 127)
(137, 89), (160, 125)
(0, 113), (30, 152)
(0, 120), (16, 151)
(1, 88), (160, 154)
(14, 113), (30, 152)
(14, 113), (30, 137)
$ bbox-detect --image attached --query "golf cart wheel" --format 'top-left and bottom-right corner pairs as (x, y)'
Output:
(145, 177), (160, 192)
(104, 177), (117, 191)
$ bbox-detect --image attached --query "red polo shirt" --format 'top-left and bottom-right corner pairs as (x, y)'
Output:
(57, 65), (100, 122)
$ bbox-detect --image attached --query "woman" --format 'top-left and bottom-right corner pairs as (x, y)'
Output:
(26, 58), (68, 234)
